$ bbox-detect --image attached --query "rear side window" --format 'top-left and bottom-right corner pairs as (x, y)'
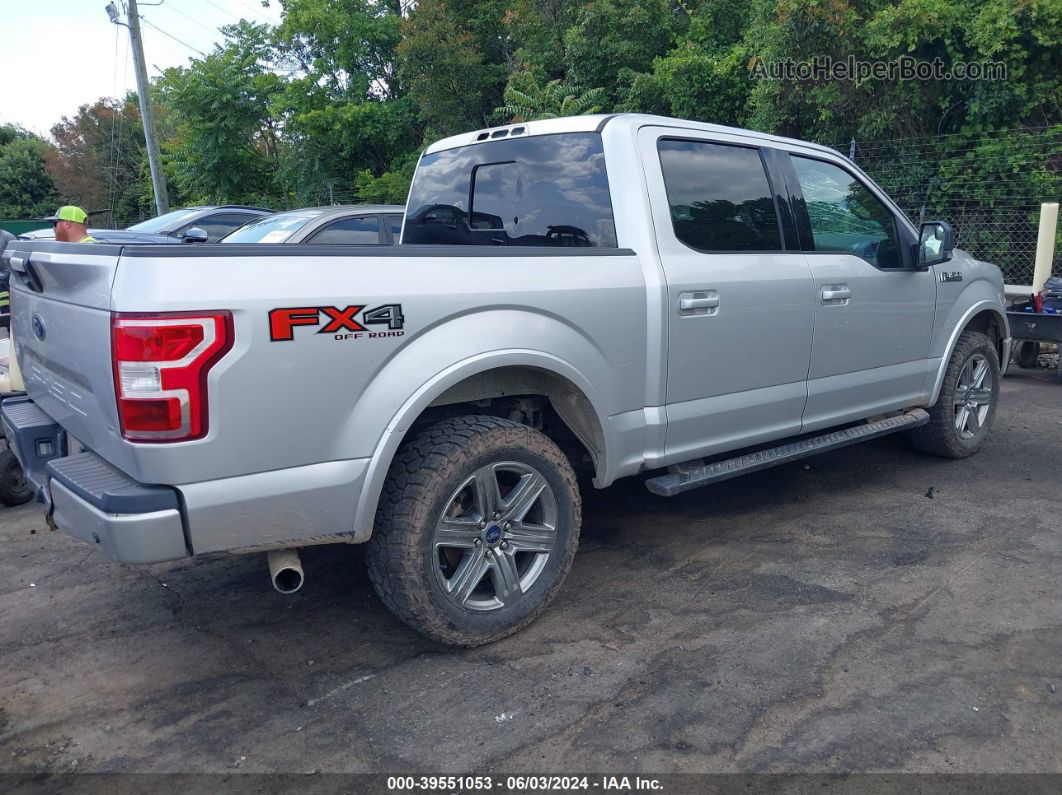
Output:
(790, 156), (902, 268)
(387, 215), (403, 242)
(306, 216), (381, 245)
(404, 133), (617, 247)
(657, 140), (782, 252)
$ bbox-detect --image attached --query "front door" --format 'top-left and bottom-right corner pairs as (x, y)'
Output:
(638, 128), (816, 464)
(784, 153), (937, 431)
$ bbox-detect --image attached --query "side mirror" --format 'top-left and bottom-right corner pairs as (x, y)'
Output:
(182, 227), (209, 244)
(917, 220), (954, 269)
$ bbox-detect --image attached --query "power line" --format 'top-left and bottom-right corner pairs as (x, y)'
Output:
(200, 0), (250, 25)
(230, 0), (275, 23)
(139, 15), (208, 57)
(160, 2), (221, 37)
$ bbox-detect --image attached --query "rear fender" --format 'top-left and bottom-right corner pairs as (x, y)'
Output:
(344, 309), (618, 539)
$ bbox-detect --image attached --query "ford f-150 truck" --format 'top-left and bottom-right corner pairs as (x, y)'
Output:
(0, 114), (1010, 646)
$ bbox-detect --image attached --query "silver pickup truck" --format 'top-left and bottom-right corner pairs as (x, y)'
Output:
(1, 114), (1009, 646)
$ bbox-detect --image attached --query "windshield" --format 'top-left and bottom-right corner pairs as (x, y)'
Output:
(126, 208), (203, 233)
(404, 133), (616, 247)
(219, 211), (324, 243)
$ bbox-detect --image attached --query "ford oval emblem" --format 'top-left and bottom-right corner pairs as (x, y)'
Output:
(31, 313), (46, 341)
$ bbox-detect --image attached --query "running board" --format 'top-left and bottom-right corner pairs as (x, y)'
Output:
(645, 409), (930, 497)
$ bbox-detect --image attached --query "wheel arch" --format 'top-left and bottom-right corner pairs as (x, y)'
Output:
(929, 300), (1009, 405)
(350, 353), (612, 540)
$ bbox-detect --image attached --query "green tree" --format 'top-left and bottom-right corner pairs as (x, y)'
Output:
(564, 0), (688, 105)
(397, 0), (509, 137)
(495, 72), (607, 121)
(157, 21), (282, 202)
(0, 127), (57, 218)
(49, 96), (152, 227)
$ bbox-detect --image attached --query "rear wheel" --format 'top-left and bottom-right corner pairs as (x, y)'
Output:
(1016, 340), (1041, 368)
(0, 449), (33, 506)
(366, 416), (580, 646)
(909, 330), (1000, 459)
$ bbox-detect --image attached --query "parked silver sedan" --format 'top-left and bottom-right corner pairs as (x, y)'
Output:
(220, 205), (404, 245)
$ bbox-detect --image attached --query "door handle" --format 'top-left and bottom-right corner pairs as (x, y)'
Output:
(679, 291), (719, 313)
(821, 285), (851, 302)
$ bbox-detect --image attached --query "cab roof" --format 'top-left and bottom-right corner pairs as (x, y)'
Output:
(422, 113), (842, 159)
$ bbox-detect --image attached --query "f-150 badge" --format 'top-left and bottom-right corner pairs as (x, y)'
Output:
(938, 271), (963, 283)
(269, 304), (405, 341)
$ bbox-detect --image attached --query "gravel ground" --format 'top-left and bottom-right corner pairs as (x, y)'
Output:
(0, 365), (1060, 775)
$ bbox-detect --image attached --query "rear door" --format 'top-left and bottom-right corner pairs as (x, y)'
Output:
(3, 243), (123, 456)
(638, 126), (816, 463)
(783, 152), (936, 431)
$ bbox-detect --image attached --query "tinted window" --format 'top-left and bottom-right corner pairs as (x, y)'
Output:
(388, 215), (403, 242)
(185, 213), (257, 242)
(220, 211), (325, 243)
(791, 156), (902, 268)
(127, 208), (201, 233)
(307, 216), (381, 245)
(404, 133), (617, 247)
(658, 140), (782, 252)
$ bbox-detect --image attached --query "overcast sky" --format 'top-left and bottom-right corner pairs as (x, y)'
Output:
(0, 0), (284, 137)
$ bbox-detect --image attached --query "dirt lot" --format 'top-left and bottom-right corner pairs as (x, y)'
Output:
(1, 367), (1060, 775)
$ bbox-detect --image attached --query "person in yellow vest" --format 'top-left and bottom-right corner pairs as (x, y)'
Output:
(44, 205), (96, 243)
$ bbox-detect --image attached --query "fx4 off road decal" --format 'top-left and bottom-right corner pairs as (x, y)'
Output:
(269, 304), (405, 341)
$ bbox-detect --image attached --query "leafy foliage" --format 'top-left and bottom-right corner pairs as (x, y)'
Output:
(496, 72), (606, 121)
(0, 127), (57, 218)
(12, 0), (1057, 226)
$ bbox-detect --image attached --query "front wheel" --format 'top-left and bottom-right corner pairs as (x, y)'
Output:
(366, 416), (581, 646)
(909, 330), (1000, 459)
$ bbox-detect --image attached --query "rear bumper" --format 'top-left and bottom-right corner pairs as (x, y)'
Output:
(0, 397), (372, 563)
(1, 396), (189, 563)
(50, 479), (187, 563)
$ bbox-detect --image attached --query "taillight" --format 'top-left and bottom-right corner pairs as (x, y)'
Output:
(112, 311), (233, 442)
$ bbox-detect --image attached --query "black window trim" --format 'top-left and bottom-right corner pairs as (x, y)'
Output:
(303, 213), (384, 245)
(384, 214), (404, 244)
(783, 150), (917, 271)
(655, 135), (790, 256)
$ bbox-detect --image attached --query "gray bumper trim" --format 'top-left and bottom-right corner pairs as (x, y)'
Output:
(50, 479), (189, 563)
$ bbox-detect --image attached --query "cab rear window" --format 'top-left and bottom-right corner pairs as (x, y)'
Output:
(404, 133), (617, 248)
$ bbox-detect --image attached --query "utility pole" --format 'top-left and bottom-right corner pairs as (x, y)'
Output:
(107, 0), (169, 215)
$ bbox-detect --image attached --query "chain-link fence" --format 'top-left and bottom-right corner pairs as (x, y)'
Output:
(836, 126), (1061, 284)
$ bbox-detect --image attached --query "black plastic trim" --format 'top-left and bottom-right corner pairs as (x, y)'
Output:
(47, 452), (180, 514)
(595, 114), (619, 133)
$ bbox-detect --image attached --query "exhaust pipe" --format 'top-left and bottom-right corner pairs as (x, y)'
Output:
(267, 548), (304, 594)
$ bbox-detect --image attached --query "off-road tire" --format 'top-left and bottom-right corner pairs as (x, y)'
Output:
(909, 330), (999, 459)
(366, 415), (581, 646)
(1015, 340), (1040, 369)
(0, 449), (33, 506)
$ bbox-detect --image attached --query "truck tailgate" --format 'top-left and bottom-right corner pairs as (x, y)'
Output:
(3, 243), (123, 458)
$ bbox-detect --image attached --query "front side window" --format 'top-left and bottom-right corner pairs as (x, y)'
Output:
(791, 156), (902, 268)
(404, 133), (617, 247)
(657, 139), (782, 252)
(307, 216), (382, 245)
(184, 213), (257, 242)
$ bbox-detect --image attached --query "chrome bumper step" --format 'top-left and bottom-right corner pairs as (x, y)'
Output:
(645, 409), (930, 497)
